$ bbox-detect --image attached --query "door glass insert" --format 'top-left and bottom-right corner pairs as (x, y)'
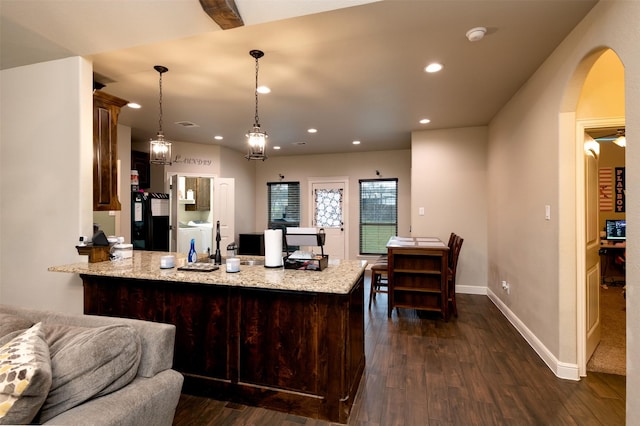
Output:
(314, 188), (343, 228)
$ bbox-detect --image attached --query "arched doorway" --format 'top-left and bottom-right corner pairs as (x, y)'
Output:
(564, 48), (625, 377)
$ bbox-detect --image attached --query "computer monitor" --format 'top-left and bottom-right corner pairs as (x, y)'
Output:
(605, 219), (626, 241)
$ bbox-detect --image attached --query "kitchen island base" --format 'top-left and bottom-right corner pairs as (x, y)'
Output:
(81, 272), (365, 423)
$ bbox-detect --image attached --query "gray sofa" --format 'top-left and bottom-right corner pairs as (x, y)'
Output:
(0, 304), (184, 426)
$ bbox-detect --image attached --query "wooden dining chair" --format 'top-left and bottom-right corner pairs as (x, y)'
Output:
(369, 258), (389, 309)
(447, 235), (463, 317)
(447, 232), (456, 252)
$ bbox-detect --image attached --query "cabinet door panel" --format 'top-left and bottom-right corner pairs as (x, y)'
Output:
(239, 290), (319, 394)
(165, 289), (230, 378)
(93, 91), (127, 211)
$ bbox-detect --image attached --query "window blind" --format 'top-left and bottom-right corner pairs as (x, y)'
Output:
(359, 179), (398, 255)
(267, 182), (301, 232)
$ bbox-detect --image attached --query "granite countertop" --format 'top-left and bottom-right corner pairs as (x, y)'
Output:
(49, 251), (367, 295)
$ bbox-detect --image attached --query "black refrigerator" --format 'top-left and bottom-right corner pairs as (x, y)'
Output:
(131, 192), (170, 251)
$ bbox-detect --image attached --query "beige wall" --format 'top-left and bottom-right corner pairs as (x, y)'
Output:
(487, 0), (639, 415)
(411, 127), (489, 292)
(577, 49), (625, 120)
(150, 140), (222, 191)
(253, 150), (411, 260)
(0, 57), (94, 313)
(118, 124), (132, 243)
(219, 146), (256, 239)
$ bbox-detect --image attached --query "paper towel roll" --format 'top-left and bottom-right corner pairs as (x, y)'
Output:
(264, 229), (283, 267)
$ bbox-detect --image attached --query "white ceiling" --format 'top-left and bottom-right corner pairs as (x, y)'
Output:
(1, 0), (598, 157)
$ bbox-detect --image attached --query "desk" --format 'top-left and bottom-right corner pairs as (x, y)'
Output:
(599, 241), (626, 285)
(386, 237), (449, 320)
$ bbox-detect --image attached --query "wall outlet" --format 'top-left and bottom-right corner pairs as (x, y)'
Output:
(501, 280), (510, 294)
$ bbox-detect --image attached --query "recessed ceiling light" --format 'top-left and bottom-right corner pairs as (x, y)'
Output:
(127, 102), (141, 109)
(425, 63), (443, 73)
(273, 146), (281, 150)
(352, 140), (361, 145)
(308, 128), (318, 133)
(419, 118), (431, 124)
(257, 85), (271, 94)
(214, 135), (223, 140)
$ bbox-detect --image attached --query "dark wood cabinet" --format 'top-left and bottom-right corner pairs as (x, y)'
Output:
(185, 177), (211, 211)
(387, 237), (449, 319)
(93, 90), (128, 211)
(81, 272), (365, 423)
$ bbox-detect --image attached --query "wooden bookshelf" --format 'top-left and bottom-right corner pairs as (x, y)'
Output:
(386, 237), (449, 320)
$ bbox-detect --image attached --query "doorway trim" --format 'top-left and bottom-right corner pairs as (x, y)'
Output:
(576, 116), (625, 376)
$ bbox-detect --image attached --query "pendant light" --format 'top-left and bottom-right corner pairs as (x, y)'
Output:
(245, 50), (268, 160)
(149, 65), (173, 165)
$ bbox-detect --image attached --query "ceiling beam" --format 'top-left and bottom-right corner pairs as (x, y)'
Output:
(199, 0), (244, 30)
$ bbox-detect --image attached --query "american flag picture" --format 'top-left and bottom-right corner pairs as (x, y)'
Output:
(599, 167), (613, 211)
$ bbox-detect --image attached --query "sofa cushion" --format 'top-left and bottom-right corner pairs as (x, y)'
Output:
(0, 313), (34, 347)
(36, 323), (141, 423)
(0, 305), (176, 378)
(0, 322), (52, 425)
(0, 313), (33, 338)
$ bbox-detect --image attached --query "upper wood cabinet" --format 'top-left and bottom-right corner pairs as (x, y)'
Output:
(93, 90), (128, 211)
(185, 177), (211, 211)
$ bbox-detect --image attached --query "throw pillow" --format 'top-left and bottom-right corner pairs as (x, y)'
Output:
(0, 322), (52, 425)
(36, 323), (141, 423)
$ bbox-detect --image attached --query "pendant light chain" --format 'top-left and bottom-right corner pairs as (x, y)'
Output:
(254, 55), (260, 127)
(158, 70), (164, 133)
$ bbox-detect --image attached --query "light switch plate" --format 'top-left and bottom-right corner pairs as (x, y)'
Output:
(418, 207), (425, 216)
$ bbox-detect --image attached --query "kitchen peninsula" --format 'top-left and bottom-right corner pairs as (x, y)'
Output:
(49, 252), (366, 423)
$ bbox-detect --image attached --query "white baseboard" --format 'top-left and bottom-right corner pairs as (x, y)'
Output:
(456, 285), (487, 295)
(487, 288), (580, 381)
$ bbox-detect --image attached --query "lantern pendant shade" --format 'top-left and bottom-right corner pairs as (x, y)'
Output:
(246, 125), (268, 160)
(150, 131), (172, 164)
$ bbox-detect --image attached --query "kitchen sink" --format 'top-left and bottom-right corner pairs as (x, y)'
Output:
(220, 258), (264, 266)
(239, 259), (263, 266)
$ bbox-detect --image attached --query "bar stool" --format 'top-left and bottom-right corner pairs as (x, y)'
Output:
(369, 261), (389, 309)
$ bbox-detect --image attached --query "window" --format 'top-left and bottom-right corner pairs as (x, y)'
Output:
(359, 179), (398, 255)
(267, 182), (300, 233)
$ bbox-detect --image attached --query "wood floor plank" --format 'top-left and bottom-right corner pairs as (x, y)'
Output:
(424, 373), (450, 422)
(173, 276), (625, 425)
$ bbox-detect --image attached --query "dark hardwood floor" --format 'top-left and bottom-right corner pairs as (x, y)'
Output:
(173, 275), (626, 425)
